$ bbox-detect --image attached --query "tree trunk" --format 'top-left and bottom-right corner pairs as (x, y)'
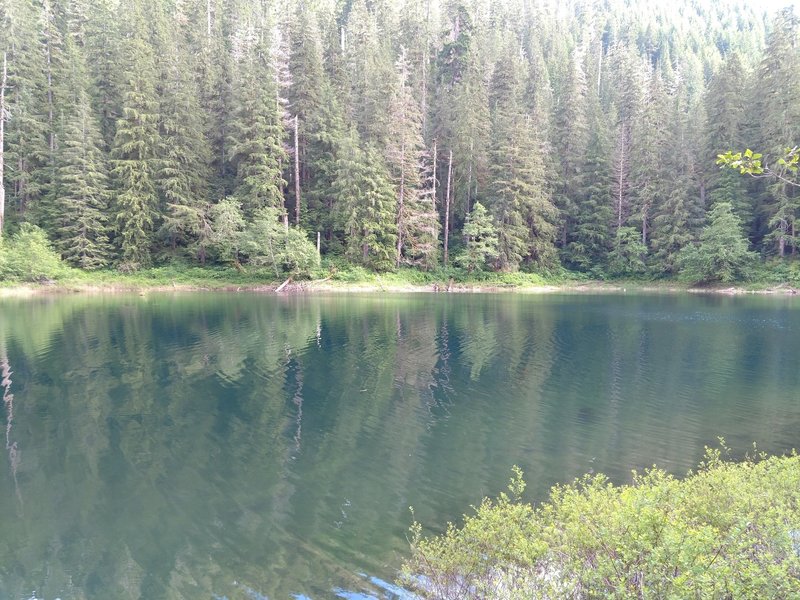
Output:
(294, 115), (301, 225)
(0, 53), (6, 238)
(642, 205), (648, 247)
(444, 149), (452, 265)
(396, 138), (405, 267)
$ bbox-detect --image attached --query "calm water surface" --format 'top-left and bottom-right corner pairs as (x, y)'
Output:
(1, 292), (799, 599)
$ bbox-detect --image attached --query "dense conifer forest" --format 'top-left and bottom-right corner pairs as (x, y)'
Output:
(0, 0), (797, 280)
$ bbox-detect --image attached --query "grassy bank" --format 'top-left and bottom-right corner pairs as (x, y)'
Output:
(2, 258), (800, 296)
(402, 448), (800, 599)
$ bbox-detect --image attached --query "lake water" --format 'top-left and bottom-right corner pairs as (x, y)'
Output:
(1, 292), (799, 599)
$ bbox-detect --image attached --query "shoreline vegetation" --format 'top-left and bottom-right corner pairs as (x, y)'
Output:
(402, 449), (800, 599)
(2, 267), (800, 297)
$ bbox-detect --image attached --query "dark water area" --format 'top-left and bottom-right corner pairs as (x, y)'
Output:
(1, 292), (799, 599)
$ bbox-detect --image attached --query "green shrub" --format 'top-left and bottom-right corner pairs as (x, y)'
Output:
(0, 224), (70, 282)
(402, 449), (800, 599)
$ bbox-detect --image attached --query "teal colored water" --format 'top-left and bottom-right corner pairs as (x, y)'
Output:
(1, 292), (799, 599)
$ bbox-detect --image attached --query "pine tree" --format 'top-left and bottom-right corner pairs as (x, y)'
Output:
(228, 24), (287, 218)
(488, 43), (558, 270)
(755, 7), (800, 257)
(564, 106), (614, 272)
(677, 202), (756, 283)
(554, 48), (591, 251)
(110, 7), (161, 269)
(387, 48), (437, 268)
(705, 53), (752, 230)
(155, 19), (212, 259)
(650, 90), (704, 274)
(456, 201), (498, 272)
(2, 0), (51, 222)
(333, 128), (397, 271)
(51, 36), (112, 269)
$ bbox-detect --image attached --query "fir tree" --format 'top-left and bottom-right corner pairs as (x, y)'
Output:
(456, 201), (498, 272)
(52, 36), (112, 269)
(333, 128), (397, 271)
(488, 43), (557, 270)
(156, 21), (212, 258)
(228, 26), (287, 218)
(110, 9), (161, 269)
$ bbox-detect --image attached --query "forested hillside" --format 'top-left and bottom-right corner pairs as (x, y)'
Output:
(0, 0), (797, 278)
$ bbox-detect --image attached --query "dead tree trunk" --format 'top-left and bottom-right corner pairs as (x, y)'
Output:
(444, 149), (452, 265)
(294, 115), (301, 225)
(0, 53), (6, 239)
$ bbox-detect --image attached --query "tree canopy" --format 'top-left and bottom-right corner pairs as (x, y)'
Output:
(0, 0), (794, 280)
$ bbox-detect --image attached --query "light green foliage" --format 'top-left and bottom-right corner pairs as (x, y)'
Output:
(717, 148), (767, 176)
(456, 202), (498, 273)
(403, 450), (800, 599)
(242, 207), (319, 276)
(0, 224), (69, 281)
(207, 198), (245, 266)
(677, 202), (757, 283)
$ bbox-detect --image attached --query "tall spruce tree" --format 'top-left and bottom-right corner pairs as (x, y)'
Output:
(155, 15), (212, 258)
(52, 35), (112, 268)
(333, 128), (397, 270)
(110, 4), (161, 268)
(387, 48), (437, 268)
(487, 42), (557, 270)
(755, 7), (800, 257)
(228, 21), (287, 219)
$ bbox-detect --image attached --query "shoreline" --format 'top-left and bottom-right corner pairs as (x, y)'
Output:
(1, 278), (799, 298)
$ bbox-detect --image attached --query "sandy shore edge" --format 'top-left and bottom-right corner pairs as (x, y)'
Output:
(1, 279), (798, 297)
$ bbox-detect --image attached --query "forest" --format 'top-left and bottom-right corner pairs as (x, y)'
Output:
(0, 0), (798, 281)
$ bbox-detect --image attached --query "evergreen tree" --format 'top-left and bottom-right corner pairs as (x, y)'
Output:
(2, 0), (51, 222)
(387, 48), (437, 268)
(228, 26), (287, 218)
(554, 48), (591, 251)
(456, 201), (498, 272)
(333, 128), (397, 271)
(755, 8), (800, 257)
(156, 20), (212, 258)
(564, 110), (614, 272)
(110, 7), (161, 269)
(677, 202), (756, 283)
(488, 43), (557, 270)
(705, 53), (751, 225)
(52, 36), (112, 269)
(650, 90), (704, 274)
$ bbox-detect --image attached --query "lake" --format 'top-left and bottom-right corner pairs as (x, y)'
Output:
(1, 292), (799, 599)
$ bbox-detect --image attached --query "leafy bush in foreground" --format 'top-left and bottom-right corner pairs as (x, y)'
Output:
(402, 449), (800, 599)
(0, 225), (70, 282)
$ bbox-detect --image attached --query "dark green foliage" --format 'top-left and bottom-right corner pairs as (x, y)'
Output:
(333, 130), (397, 271)
(110, 21), (161, 270)
(0, 0), (793, 282)
(488, 45), (558, 270)
(678, 202), (757, 283)
(156, 31), (212, 256)
(227, 32), (287, 217)
(607, 226), (647, 276)
(52, 39), (113, 269)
